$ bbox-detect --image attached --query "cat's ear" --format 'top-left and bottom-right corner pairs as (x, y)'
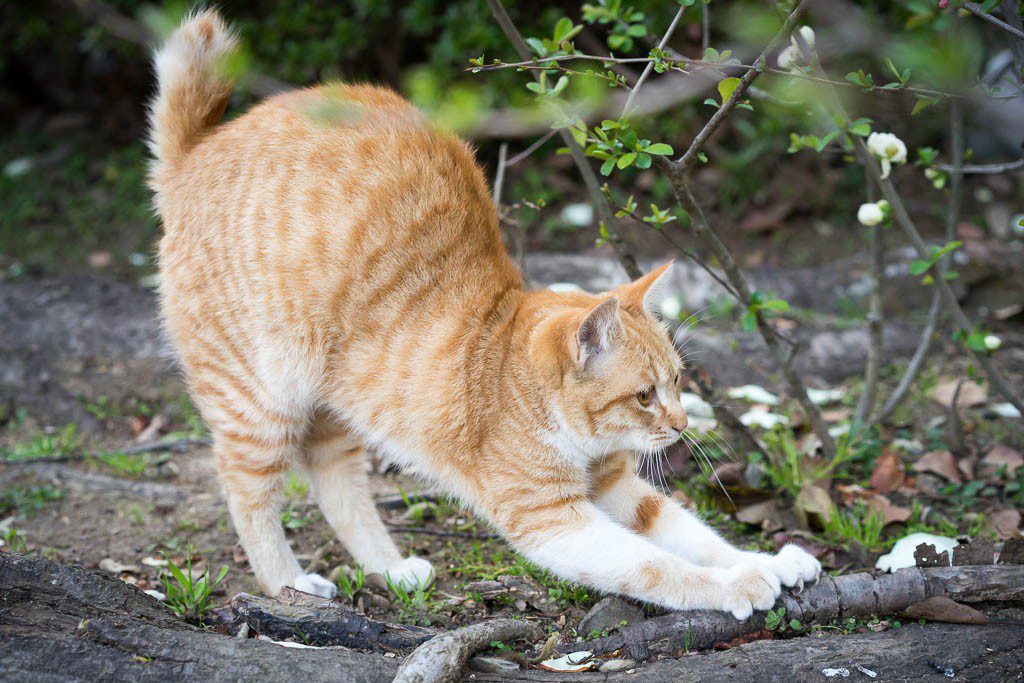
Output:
(575, 297), (621, 369)
(615, 261), (674, 317)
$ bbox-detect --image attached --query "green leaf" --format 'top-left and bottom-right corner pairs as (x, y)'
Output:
(635, 152), (652, 169)
(717, 77), (741, 103)
(908, 260), (930, 276)
(741, 310), (758, 332)
(617, 152), (637, 169)
(600, 158), (616, 176)
(643, 142), (674, 155)
(911, 95), (940, 116)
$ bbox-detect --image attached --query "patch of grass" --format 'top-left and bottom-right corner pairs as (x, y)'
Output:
(161, 547), (229, 623)
(2, 526), (28, 553)
(1, 484), (63, 517)
(284, 472), (309, 499)
(336, 564), (366, 601)
(280, 501), (310, 531)
(824, 503), (885, 551)
(756, 426), (853, 498)
(88, 451), (150, 477)
(4, 424), (79, 462)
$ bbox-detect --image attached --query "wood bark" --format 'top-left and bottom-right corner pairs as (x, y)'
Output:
(583, 565), (1024, 656)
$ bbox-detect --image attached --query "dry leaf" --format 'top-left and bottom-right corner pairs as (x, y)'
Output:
(912, 450), (962, 483)
(868, 494), (911, 525)
(869, 452), (905, 494)
(957, 455), (977, 481)
(735, 500), (784, 531)
(904, 596), (988, 625)
(930, 379), (987, 409)
(820, 408), (851, 423)
(982, 444), (1023, 475)
(988, 508), (1022, 540)
(795, 484), (835, 528)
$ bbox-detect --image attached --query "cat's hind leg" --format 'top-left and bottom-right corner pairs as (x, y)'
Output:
(302, 412), (434, 591)
(214, 429), (336, 598)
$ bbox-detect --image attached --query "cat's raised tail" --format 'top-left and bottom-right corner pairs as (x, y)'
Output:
(147, 9), (237, 168)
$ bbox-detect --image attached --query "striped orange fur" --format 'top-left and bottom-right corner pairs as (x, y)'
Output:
(147, 10), (820, 614)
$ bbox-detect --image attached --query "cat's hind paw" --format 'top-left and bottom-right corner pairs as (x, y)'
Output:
(383, 556), (435, 593)
(291, 572), (337, 598)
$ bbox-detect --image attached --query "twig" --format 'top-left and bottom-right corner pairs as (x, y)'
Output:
(486, 0), (641, 279)
(504, 130), (558, 167)
(622, 5), (687, 117)
(872, 290), (942, 425)
(676, 2), (807, 173)
(394, 618), (543, 683)
(854, 180), (884, 426)
(385, 523), (497, 541)
(493, 142), (508, 207)
(936, 158), (1024, 174)
(1000, 0), (1024, 83)
(701, 1), (711, 53)
(963, 1), (1024, 41)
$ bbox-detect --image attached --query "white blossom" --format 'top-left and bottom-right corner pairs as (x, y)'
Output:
(777, 44), (802, 72)
(857, 202), (884, 226)
(866, 132), (907, 180)
(791, 26), (816, 50)
(984, 334), (1002, 351)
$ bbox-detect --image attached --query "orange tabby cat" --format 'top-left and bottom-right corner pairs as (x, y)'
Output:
(148, 10), (819, 616)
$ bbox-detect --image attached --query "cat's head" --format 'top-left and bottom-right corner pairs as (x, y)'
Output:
(534, 262), (688, 459)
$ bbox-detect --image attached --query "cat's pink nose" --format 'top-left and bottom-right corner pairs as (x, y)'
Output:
(669, 410), (688, 432)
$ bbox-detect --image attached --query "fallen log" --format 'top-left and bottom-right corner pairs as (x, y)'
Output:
(231, 588), (436, 652)
(0, 552), (398, 682)
(583, 564), (1024, 656)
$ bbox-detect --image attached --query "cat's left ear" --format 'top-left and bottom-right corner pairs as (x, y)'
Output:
(614, 261), (675, 317)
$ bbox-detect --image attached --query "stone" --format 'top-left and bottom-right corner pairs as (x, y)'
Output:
(578, 597), (645, 637)
(599, 658), (637, 672)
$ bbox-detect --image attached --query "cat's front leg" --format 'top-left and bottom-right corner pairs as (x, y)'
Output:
(493, 496), (781, 619)
(590, 452), (821, 589)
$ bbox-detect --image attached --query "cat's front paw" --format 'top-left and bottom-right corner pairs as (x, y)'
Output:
(715, 563), (781, 620)
(762, 544), (821, 588)
(383, 557), (435, 593)
(291, 572), (337, 598)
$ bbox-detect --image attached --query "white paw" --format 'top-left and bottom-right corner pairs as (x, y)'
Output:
(291, 572), (337, 598)
(383, 556), (435, 593)
(763, 544), (822, 588)
(716, 563), (781, 620)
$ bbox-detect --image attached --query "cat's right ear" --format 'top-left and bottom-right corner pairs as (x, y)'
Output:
(574, 297), (621, 369)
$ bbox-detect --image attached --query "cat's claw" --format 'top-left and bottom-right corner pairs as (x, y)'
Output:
(383, 557), (435, 593)
(291, 572), (337, 598)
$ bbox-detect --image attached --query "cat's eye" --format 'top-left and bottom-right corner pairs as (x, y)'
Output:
(637, 386), (655, 407)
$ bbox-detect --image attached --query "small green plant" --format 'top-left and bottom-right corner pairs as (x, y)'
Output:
(284, 471), (309, 499)
(1, 483), (63, 517)
(4, 424), (79, 461)
(386, 574), (437, 619)
(280, 501), (310, 530)
(2, 526), (28, 553)
(758, 426), (853, 498)
(161, 547), (229, 622)
(824, 503), (886, 551)
(765, 607), (803, 633)
(89, 451), (150, 477)
(336, 564), (366, 601)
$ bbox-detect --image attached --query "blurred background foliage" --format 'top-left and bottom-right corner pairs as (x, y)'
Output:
(0, 1), (1019, 281)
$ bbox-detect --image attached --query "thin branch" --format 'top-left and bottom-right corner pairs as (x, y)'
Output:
(701, 1), (711, 53)
(936, 158), (1024, 174)
(1000, 0), (1024, 83)
(676, 1), (807, 173)
(872, 291), (942, 425)
(505, 130), (558, 167)
(493, 142), (508, 206)
(854, 180), (884, 426)
(622, 4), (687, 117)
(486, 0), (642, 279)
(963, 1), (1024, 41)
